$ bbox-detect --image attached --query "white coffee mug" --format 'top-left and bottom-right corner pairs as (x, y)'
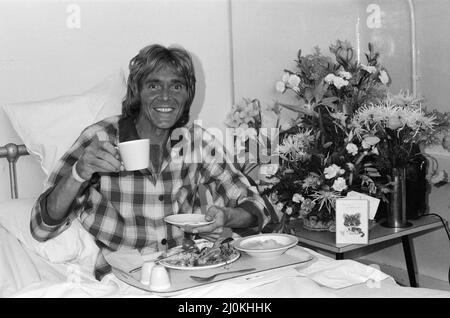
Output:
(118, 139), (150, 171)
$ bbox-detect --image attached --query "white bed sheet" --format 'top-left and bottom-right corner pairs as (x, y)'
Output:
(1, 226), (449, 298)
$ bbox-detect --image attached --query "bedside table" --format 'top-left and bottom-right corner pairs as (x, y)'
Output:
(289, 215), (444, 287)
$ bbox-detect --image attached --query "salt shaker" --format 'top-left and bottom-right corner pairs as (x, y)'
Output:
(149, 264), (171, 291)
(140, 261), (156, 285)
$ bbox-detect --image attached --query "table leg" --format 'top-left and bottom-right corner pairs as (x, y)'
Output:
(336, 252), (344, 260)
(401, 235), (418, 287)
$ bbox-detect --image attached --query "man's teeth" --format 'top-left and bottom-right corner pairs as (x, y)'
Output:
(155, 107), (173, 113)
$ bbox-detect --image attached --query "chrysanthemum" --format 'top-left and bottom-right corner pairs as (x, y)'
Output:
(388, 91), (423, 107)
(277, 129), (315, 161)
(310, 190), (343, 212)
(353, 101), (399, 129)
(302, 173), (322, 189)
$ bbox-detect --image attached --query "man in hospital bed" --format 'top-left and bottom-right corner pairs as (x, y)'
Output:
(29, 44), (271, 281)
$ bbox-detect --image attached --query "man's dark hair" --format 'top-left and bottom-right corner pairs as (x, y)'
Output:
(122, 44), (196, 129)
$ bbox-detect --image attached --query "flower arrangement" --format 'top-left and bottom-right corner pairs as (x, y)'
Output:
(226, 40), (450, 233)
(261, 40), (393, 231)
(261, 106), (387, 232)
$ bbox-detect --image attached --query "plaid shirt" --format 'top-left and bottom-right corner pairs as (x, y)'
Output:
(30, 115), (270, 280)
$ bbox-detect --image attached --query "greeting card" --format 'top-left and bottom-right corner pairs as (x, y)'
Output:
(336, 199), (369, 244)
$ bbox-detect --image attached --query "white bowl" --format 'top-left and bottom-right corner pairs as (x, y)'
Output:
(233, 233), (298, 259)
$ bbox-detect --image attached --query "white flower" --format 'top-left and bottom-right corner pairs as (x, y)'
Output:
(364, 136), (380, 146)
(275, 81), (286, 93)
(362, 136), (380, 149)
(346, 162), (355, 171)
(379, 70), (389, 85)
(338, 70), (352, 80)
(324, 164), (345, 179)
(324, 73), (350, 89)
(285, 207), (293, 215)
(332, 177), (348, 192)
(288, 74), (301, 87)
(371, 147), (379, 155)
(235, 127), (257, 142)
(361, 64), (377, 73)
(346, 143), (358, 156)
(282, 72), (290, 83)
(324, 73), (336, 84)
(332, 76), (349, 89)
(292, 193), (304, 203)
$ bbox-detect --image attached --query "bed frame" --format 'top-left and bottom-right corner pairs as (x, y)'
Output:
(0, 143), (29, 199)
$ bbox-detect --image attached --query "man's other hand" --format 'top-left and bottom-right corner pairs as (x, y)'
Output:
(183, 206), (228, 242)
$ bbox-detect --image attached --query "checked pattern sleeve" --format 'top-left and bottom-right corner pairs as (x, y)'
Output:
(30, 118), (119, 242)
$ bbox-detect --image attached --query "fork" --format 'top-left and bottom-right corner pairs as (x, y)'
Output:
(189, 267), (256, 282)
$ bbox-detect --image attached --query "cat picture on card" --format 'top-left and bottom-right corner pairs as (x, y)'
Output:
(341, 213), (365, 237)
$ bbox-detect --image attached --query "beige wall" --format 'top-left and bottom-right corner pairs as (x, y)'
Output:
(231, 0), (413, 106)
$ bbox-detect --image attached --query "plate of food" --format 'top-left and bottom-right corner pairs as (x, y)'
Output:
(164, 214), (214, 227)
(158, 239), (240, 270)
(233, 233), (298, 259)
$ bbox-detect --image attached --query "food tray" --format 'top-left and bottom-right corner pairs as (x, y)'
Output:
(111, 246), (315, 294)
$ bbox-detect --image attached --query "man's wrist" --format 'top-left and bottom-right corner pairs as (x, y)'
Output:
(222, 207), (231, 227)
(236, 201), (261, 228)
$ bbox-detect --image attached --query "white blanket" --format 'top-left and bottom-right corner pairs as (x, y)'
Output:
(1, 226), (449, 298)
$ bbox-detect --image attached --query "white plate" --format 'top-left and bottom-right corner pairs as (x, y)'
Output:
(233, 233), (298, 259)
(164, 214), (214, 227)
(159, 240), (240, 270)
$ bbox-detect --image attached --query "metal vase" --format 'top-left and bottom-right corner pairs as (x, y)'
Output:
(382, 167), (413, 228)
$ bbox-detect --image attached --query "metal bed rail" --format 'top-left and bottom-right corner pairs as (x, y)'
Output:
(0, 143), (29, 199)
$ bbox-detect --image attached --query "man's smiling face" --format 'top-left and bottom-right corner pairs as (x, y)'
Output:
(138, 65), (188, 131)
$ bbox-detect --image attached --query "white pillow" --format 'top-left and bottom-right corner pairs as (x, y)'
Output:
(0, 198), (99, 269)
(2, 69), (126, 176)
